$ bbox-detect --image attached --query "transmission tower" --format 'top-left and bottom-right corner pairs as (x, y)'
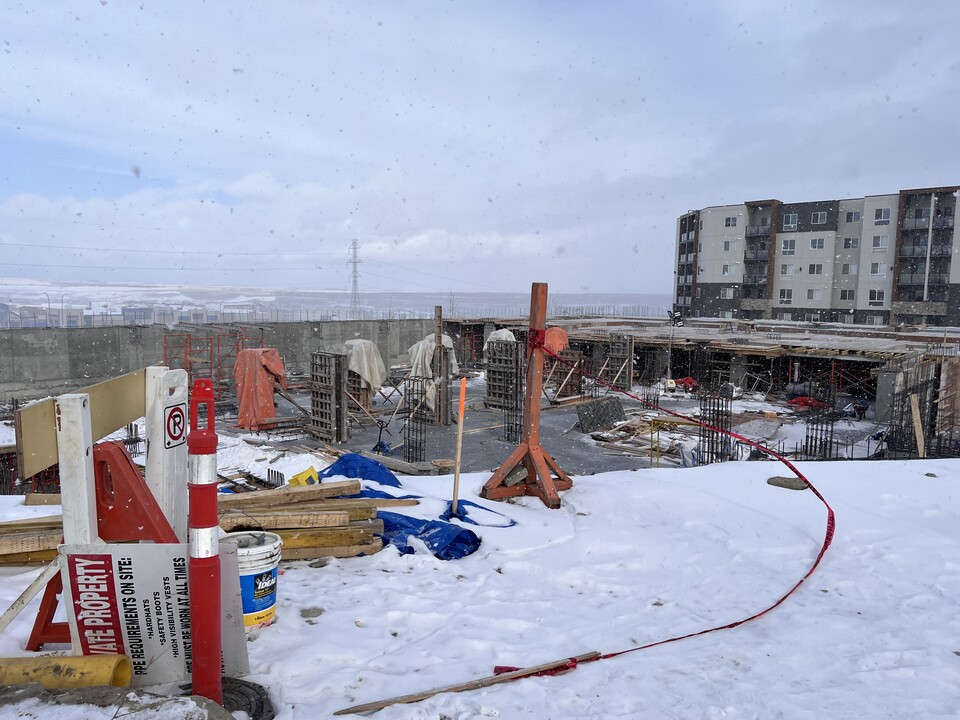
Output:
(349, 239), (362, 320)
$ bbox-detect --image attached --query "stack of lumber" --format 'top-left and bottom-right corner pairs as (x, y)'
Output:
(217, 479), (414, 561)
(0, 480), (416, 565)
(0, 513), (61, 566)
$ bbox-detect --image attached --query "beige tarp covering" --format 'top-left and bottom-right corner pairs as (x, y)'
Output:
(344, 339), (387, 390)
(235, 348), (286, 430)
(407, 333), (459, 411)
(408, 333), (459, 379)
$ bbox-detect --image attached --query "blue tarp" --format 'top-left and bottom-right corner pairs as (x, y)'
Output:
(439, 499), (517, 528)
(317, 453), (402, 487)
(378, 511), (481, 560)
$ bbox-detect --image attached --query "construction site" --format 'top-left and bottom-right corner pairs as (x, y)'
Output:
(3, 298), (959, 481)
(0, 283), (958, 718)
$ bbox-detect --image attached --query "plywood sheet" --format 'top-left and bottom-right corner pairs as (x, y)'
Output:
(15, 369), (146, 479)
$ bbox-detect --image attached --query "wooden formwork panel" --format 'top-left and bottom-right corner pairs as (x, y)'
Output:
(310, 352), (348, 444)
(603, 336), (634, 392)
(485, 340), (523, 409)
(346, 371), (372, 413)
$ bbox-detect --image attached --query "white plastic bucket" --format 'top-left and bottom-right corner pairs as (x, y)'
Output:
(222, 531), (283, 629)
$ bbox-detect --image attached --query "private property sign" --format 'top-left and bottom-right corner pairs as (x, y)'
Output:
(60, 543), (249, 686)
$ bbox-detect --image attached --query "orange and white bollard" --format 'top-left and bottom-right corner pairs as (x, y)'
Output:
(187, 379), (222, 705)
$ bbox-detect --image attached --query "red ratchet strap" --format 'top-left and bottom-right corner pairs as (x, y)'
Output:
(493, 657), (581, 677)
(521, 346), (836, 668)
(527, 328), (546, 349)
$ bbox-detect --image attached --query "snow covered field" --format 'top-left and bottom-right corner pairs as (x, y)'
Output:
(1, 447), (958, 718)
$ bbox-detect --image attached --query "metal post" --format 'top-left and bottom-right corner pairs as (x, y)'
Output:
(187, 379), (222, 705)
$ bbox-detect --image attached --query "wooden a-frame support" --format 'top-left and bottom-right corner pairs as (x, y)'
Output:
(481, 283), (572, 509)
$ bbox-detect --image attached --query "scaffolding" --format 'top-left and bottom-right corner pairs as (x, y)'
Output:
(163, 327), (264, 402)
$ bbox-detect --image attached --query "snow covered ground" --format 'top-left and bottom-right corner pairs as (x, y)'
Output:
(1, 445), (958, 718)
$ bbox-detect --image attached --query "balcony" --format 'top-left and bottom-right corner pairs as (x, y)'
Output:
(744, 249), (769, 260)
(746, 225), (771, 237)
(898, 273), (950, 286)
(743, 275), (768, 285)
(903, 216), (956, 231)
(899, 244), (954, 257)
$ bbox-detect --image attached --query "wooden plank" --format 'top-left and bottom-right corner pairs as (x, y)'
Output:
(909, 393), (926, 458)
(22, 494), (62, 506)
(16, 368), (147, 479)
(218, 510), (351, 531)
(277, 528), (372, 550)
(0, 559), (61, 634)
(216, 479), (361, 508)
(357, 450), (434, 476)
(334, 651), (601, 716)
(0, 529), (62, 556)
(0, 515), (63, 532)
(0, 549), (59, 566)
(281, 538), (383, 561)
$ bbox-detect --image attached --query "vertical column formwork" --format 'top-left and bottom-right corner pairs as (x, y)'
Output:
(309, 351), (349, 444)
(697, 392), (732, 464)
(403, 378), (428, 463)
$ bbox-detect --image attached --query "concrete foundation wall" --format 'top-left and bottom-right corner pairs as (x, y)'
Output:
(0, 319), (435, 404)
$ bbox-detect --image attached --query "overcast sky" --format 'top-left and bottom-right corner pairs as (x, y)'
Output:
(1, 1), (958, 296)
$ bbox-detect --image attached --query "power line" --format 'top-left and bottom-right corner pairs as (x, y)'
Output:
(0, 240), (326, 258)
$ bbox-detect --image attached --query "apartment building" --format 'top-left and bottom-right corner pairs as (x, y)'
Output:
(675, 186), (959, 326)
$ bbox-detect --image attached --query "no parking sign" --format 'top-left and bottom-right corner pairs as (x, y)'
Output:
(163, 403), (187, 449)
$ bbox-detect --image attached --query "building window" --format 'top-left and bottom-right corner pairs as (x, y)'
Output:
(696, 287), (702, 298)
(869, 289), (885, 306)
(843, 237), (859, 249)
(783, 213), (798, 230)
(720, 287), (734, 300)
(725, 216), (738, 227)
(780, 263), (794, 276)
(870, 262), (886, 276)
(872, 235), (888, 251)
(840, 289), (855, 301)
(875, 208), (891, 225)
(723, 240), (738, 252)
(720, 310), (734, 319)
(722, 264), (731, 276)
(808, 263), (823, 275)
(841, 263), (858, 275)
(807, 289), (822, 300)
(811, 211), (827, 225)
(810, 237), (824, 249)
(845, 211), (861, 223)
(779, 289), (793, 305)
(782, 238), (796, 255)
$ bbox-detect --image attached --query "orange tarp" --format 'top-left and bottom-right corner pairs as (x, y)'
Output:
(544, 327), (569, 354)
(234, 348), (287, 430)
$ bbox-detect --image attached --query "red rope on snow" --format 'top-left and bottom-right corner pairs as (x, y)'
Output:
(531, 346), (836, 666)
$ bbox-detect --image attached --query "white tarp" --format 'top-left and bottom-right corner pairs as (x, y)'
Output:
(483, 328), (517, 351)
(343, 339), (387, 390)
(407, 333), (459, 379)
